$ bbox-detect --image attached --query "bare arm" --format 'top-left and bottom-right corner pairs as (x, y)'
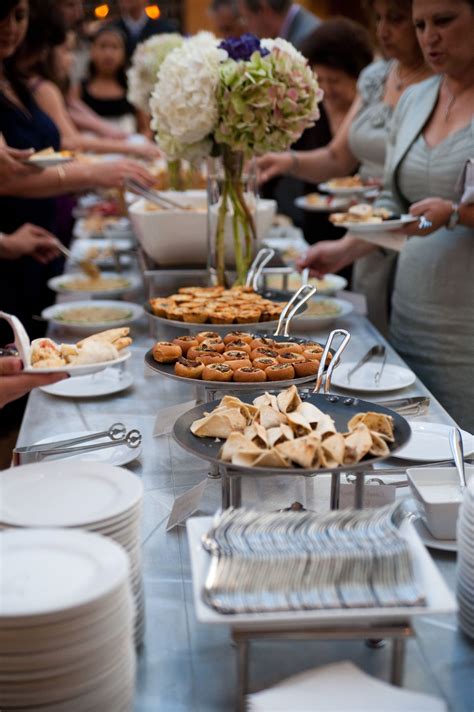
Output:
(66, 94), (129, 140)
(258, 96), (362, 185)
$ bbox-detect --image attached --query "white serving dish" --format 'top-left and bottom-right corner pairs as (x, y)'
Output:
(129, 191), (276, 266)
(265, 273), (348, 296)
(47, 273), (140, 297)
(407, 466), (474, 540)
(394, 422), (474, 462)
(292, 297), (354, 331)
(187, 516), (456, 630)
(41, 300), (143, 334)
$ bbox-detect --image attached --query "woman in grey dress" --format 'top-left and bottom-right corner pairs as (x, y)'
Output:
(258, 0), (431, 334)
(305, 0), (474, 429)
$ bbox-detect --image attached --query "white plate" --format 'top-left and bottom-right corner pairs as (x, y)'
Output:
(26, 155), (74, 169)
(319, 181), (370, 196)
(0, 529), (129, 617)
(294, 195), (350, 213)
(24, 349), (131, 376)
(47, 273), (140, 296)
(340, 215), (417, 233)
(394, 422), (474, 462)
(292, 297), (354, 331)
(187, 516), (456, 628)
(331, 362), (416, 393)
(0, 461), (143, 528)
(32, 430), (141, 467)
(265, 273), (348, 296)
(414, 518), (457, 552)
(40, 368), (133, 398)
(41, 300), (143, 332)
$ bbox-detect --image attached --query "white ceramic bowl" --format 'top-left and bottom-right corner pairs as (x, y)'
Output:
(129, 191), (276, 267)
(292, 297), (354, 331)
(407, 466), (474, 540)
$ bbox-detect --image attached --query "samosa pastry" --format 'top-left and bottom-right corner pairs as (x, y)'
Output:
(256, 405), (287, 430)
(252, 448), (289, 468)
(244, 423), (268, 448)
(277, 385), (302, 414)
(253, 392), (279, 412)
(348, 412), (394, 442)
(343, 423), (373, 462)
(368, 431), (391, 457)
(266, 425), (294, 447)
(286, 411), (312, 437)
(219, 396), (258, 422)
(315, 414), (337, 438)
(220, 433), (261, 462)
(277, 436), (321, 469)
(232, 450), (265, 467)
(321, 432), (345, 467)
(191, 407), (247, 438)
(296, 401), (327, 427)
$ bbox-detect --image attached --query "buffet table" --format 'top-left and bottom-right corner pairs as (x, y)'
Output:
(15, 277), (473, 712)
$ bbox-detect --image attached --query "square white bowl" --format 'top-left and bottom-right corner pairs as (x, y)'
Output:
(407, 466), (474, 540)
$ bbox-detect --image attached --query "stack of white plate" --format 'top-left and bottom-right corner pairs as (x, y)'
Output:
(457, 479), (474, 638)
(0, 528), (135, 711)
(0, 461), (145, 646)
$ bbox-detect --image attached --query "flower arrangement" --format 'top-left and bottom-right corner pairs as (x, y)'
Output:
(150, 33), (323, 285)
(127, 33), (184, 113)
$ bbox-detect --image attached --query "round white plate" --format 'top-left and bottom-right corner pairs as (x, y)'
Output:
(26, 155), (74, 169)
(319, 181), (369, 196)
(33, 430), (141, 467)
(414, 519), (457, 552)
(0, 529), (128, 617)
(393, 422), (474, 462)
(24, 350), (131, 376)
(40, 368), (133, 398)
(0, 461), (143, 527)
(265, 273), (348, 296)
(340, 215), (418, 233)
(292, 297), (353, 331)
(294, 195), (350, 213)
(331, 362), (416, 393)
(41, 301), (143, 332)
(47, 273), (140, 296)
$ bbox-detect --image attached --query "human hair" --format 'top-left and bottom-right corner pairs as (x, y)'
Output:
(364, 0), (413, 13)
(0, 0), (21, 22)
(13, 0), (66, 83)
(241, 0), (291, 13)
(87, 26), (128, 89)
(300, 17), (374, 79)
(211, 0), (238, 12)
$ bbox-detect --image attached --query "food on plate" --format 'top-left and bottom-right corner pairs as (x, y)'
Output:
(330, 203), (392, 226)
(190, 386), (395, 469)
(301, 300), (342, 318)
(28, 147), (73, 161)
(153, 341), (182, 363)
(54, 306), (133, 324)
(30, 328), (132, 369)
(151, 334), (329, 384)
(326, 175), (364, 189)
(223, 331), (253, 345)
(59, 276), (131, 292)
(83, 215), (123, 235)
(148, 286), (286, 325)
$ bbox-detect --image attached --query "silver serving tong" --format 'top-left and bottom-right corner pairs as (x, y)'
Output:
(376, 396), (430, 417)
(449, 427), (467, 489)
(125, 179), (192, 211)
(347, 344), (386, 386)
(313, 329), (351, 394)
(245, 248), (275, 291)
(273, 284), (316, 337)
(12, 423), (141, 465)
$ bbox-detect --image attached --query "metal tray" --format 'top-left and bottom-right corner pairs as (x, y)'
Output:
(144, 333), (332, 392)
(173, 392), (412, 477)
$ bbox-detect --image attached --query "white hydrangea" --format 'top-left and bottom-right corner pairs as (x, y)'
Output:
(150, 34), (226, 159)
(261, 37), (302, 59)
(127, 33), (184, 113)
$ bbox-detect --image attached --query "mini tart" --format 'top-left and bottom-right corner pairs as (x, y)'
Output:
(209, 311), (237, 325)
(202, 363), (234, 382)
(153, 341), (182, 363)
(253, 356), (280, 370)
(201, 338), (225, 353)
(236, 310), (262, 324)
(174, 358), (205, 379)
(194, 350), (225, 365)
(196, 331), (220, 343)
(293, 360), (319, 378)
(172, 335), (199, 356)
(303, 348), (326, 362)
(149, 298), (173, 317)
(277, 351), (306, 365)
(168, 294), (194, 304)
(224, 349), (250, 362)
(223, 331), (253, 345)
(266, 363), (295, 381)
(224, 340), (251, 354)
(182, 310), (209, 324)
(223, 358), (252, 371)
(165, 306), (185, 322)
(273, 341), (304, 354)
(250, 337), (277, 350)
(250, 347), (279, 361)
(233, 367), (267, 383)
(303, 342), (324, 352)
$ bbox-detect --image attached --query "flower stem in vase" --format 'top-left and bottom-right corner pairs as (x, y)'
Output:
(215, 178), (229, 287)
(168, 159), (182, 191)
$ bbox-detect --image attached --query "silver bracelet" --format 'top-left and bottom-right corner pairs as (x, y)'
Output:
(289, 150), (299, 176)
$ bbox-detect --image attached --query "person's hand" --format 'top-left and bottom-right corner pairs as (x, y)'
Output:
(257, 152), (292, 184)
(93, 160), (156, 190)
(0, 224), (60, 264)
(125, 141), (161, 160)
(0, 358), (67, 408)
(0, 146), (42, 181)
(297, 239), (355, 278)
(404, 198), (453, 237)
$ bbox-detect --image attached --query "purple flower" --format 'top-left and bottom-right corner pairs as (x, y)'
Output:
(219, 33), (269, 62)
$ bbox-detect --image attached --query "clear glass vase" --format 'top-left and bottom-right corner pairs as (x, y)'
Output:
(207, 148), (258, 287)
